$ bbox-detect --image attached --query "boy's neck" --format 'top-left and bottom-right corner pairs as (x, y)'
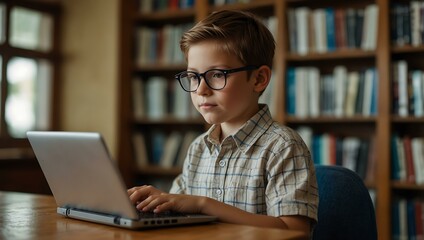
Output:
(218, 104), (261, 143)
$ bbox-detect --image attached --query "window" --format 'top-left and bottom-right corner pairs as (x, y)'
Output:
(0, 1), (59, 147)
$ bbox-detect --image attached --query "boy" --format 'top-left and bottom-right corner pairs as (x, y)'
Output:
(128, 9), (318, 237)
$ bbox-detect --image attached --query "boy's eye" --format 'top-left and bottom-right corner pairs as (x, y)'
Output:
(186, 73), (198, 81)
(211, 71), (224, 79)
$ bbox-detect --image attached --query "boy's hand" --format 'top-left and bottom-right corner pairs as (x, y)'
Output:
(127, 185), (204, 213)
(136, 193), (204, 214)
(127, 185), (165, 205)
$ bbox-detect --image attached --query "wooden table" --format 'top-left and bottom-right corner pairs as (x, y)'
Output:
(0, 191), (306, 240)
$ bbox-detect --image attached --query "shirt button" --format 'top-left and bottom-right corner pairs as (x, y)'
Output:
(219, 160), (226, 167)
(215, 189), (222, 196)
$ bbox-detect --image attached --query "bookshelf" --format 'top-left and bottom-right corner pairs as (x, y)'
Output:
(118, 0), (424, 239)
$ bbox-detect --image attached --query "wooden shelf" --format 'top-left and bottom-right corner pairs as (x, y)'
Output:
(391, 45), (424, 54)
(286, 49), (376, 62)
(137, 165), (182, 177)
(392, 181), (424, 191)
(285, 116), (377, 124)
(391, 116), (424, 123)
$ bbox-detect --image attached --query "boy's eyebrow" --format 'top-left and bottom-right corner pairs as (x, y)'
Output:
(187, 65), (233, 71)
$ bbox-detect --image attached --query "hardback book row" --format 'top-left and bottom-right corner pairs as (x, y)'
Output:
(132, 131), (201, 169)
(391, 1), (424, 47)
(286, 66), (378, 118)
(297, 127), (376, 182)
(138, 0), (194, 13)
(392, 197), (424, 240)
(392, 60), (424, 117)
(287, 4), (378, 55)
(391, 135), (424, 185)
(132, 76), (199, 120)
(135, 23), (192, 66)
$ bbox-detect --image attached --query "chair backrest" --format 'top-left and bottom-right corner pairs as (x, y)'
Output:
(312, 165), (378, 240)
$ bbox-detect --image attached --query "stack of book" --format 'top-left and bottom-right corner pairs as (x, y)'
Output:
(287, 4), (379, 55)
(286, 66), (378, 118)
(391, 1), (424, 47)
(392, 60), (424, 117)
(297, 127), (376, 182)
(391, 135), (424, 185)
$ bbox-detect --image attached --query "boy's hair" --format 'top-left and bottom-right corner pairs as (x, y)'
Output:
(180, 10), (275, 69)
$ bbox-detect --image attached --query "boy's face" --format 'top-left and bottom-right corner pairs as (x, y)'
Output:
(187, 41), (262, 128)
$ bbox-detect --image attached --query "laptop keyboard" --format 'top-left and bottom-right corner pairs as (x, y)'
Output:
(137, 211), (187, 219)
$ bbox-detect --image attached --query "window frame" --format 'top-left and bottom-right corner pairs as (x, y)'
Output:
(0, 0), (61, 148)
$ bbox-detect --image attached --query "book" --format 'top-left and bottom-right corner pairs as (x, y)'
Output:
(397, 61), (409, 116)
(396, 135), (407, 182)
(345, 71), (360, 116)
(362, 68), (375, 116)
(411, 138), (424, 184)
(159, 132), (183, 168)
(151, 131), (166, 165)
(132, 77), (145, 118)
(286, 67), (296, 115)
(295, 7), (310, 55)
(361, 4), (379, 50)
(356, 139), (370, 180)
(407, 200), (417, 240)
(313, 8), (327, 53)
(334, 65), (347, 117)
(145, 76), (168, 119)
(325, 8), (336, 52)
(412, 70), (424, 116)
(355, 71), (365, 115)
(295, 67), (308, 118)
(132, 133), (148, 169)
(411, 1), (422, 46)
(342, 137), (361, 172)
(399, 199), (408, 240)
(365, 137), (376, 183)
(334, 8), (347, 49)
(392, 198), (401, 240)
(391, 135), (401, 180)
(403, 136), (416, 183)
(172, 80), (192, 119)
(415, 200), (424, 240)
(355, 9), (365, 48)
(308, 67), (320, 117)
(287, 8), (298, 53)
(175, 131), (200, 167)
(345, 8), (357, 48)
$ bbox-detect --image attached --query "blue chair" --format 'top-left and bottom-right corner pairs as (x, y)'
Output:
(312, 165), (378, 240)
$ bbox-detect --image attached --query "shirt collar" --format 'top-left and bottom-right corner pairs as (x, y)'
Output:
(202, 104), (274, 154)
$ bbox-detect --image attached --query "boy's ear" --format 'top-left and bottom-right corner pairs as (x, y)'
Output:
(253, 65), (271, 92)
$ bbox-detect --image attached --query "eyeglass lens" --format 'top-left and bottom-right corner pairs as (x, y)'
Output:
(179, 69), (226, 91)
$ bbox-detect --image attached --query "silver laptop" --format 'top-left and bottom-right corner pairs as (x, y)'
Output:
(27, 131), (217, 229)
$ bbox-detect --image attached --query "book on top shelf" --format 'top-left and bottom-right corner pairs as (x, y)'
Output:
(287, 4), (379, 55)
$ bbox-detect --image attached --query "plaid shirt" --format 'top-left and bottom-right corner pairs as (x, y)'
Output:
(170, 104), (318, 221)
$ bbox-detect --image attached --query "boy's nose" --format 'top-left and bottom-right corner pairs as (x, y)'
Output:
(195, 77), (211, 95)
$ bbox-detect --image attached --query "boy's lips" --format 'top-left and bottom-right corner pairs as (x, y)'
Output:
(199, 102), (217, 109)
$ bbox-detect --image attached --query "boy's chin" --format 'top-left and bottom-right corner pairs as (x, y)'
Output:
(201, 114), (222, 125)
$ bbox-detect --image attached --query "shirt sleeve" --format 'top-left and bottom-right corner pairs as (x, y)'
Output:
(169, 173), (185, 194)
(265, 138), (318, 222)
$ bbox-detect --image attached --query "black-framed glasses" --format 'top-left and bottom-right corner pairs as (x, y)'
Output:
(175, 65), (259, 92)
